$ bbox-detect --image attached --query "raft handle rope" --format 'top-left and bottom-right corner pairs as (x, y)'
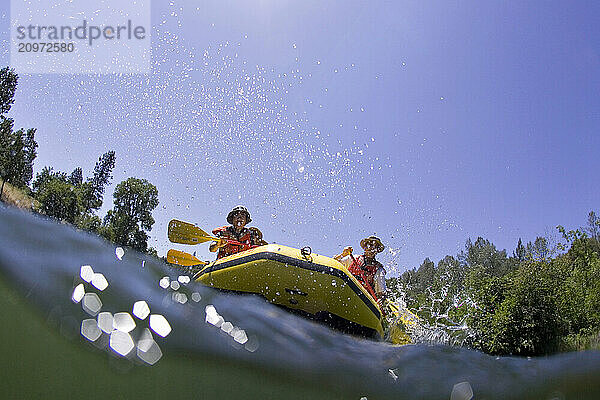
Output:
(300, 246), (312, 259)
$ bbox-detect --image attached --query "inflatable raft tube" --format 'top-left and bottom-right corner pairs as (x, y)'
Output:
(194, 244), (384, 340)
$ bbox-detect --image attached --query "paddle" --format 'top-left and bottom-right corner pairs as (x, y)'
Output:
(166, 249), (209, 267)
(384, 299), (423, 330)
(168, 219), (245, 246)
(168, 219), (216, 245)
(385, 298), (400, 317)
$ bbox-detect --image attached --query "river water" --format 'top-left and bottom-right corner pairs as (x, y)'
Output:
(1, 204), (599, 399)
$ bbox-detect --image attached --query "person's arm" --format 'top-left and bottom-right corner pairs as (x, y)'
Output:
(209, 232), (227, 252)
(249, 227), (267, 246)
(374, 267), (387, 298)
(333, 246), (353, 261)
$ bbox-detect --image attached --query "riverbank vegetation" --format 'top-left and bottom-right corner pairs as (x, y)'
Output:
(0, 178), (38, 210)
(388, 212), (600, 356)
(0, 67), (159, 255)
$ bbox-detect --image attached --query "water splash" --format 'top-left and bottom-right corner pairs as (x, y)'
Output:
(386, 281), (474, 347)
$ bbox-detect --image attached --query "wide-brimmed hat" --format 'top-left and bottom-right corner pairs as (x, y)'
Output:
(360, 235), (385, 253)
(227, 205), (252, 224)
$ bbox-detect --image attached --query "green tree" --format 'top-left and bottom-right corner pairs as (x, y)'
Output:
(0, 118), (38, 189)
(69, 167), (83, 186)
(0, 67), (18, 115)
(489, 262), (564, 355)
(36, 178), (79, 223)
(102, 178), (159, 253)
(79, 151), (116, 213)
(32, 167), (67, 193)
(415, 258), (435, 292)
(587, 211), (600, 241)
(76, 213), (103, 233)
(32, 152), (115, 229)
(436, 255), (464, 290)
(554, 227), (600, 337)
(526, 236), (552, 262)
(32, 167), (73, 221)
(459, 237), (514, 277)
(0, 67), (38, 197)
(513, 238), (526, 262)
(389, 213), (600, 355)
(462, 266), (509, 352)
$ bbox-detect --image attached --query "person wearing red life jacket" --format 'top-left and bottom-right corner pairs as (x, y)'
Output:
(209, 205), (266, 259)
(334, 236), (387, 303)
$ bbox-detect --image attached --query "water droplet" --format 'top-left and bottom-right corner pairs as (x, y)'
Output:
(115, 247), (125, 260)
(82, 293), (102, 316)
(221, 321), (233, 333)
(175, 292), (188, 304)
(149, 314), (172, 337)
(159, 277), (170, 289)
(72, 284), (85, 303)
(113, 312), (136, 333)
(97, 312), (114, 333)
(81, 319), (101, 342)
(244, 336), (259, 352)
(80, 265), (94, 282)
(109, 330), (134, 356)
(137, 329), (163, 365)
(233, 329), (248, 344)
(450, 382), (473, 400)
(205, 305), (223, 327)
(91, 273), (109, 291)
(133, 301), (150, 320)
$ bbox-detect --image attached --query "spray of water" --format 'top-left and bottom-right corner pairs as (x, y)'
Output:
(385, 279), (475, 347)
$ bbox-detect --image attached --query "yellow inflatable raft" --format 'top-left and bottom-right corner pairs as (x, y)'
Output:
(193, 244), (384, 339)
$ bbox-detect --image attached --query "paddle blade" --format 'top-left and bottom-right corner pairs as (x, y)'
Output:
(386, 299), (400, 317)
(167, 249), (207, 267)
(168, 219), (215, 245)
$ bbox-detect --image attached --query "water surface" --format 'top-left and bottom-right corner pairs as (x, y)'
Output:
(1, 205), (599, 399)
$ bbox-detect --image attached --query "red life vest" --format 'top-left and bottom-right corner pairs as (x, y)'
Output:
(212, 226), (256, 259)
(347, 255), (382, 302)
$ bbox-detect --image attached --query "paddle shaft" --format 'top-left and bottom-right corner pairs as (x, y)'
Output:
(219, 237), (245, 246)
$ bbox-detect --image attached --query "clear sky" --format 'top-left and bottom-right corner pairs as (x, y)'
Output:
(1, 1), (599, 275)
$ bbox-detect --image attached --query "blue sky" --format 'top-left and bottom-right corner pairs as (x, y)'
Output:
(1, 1), (599, 275)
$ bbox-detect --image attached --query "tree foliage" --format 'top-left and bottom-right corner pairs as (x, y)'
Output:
(587, 211), (600, 241)
(0, 68), (38, 192)
(36, 178), (79, 223)
(32, 152), (115, 229)
(0, 67), (18, 115)
(392, 212), (600, 356)
(101, 178), (159, 253)
(513, 238), (526, 262)
(80, 151), (116, 213)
